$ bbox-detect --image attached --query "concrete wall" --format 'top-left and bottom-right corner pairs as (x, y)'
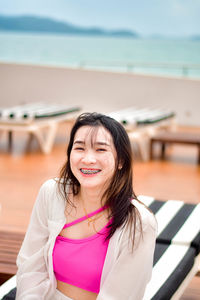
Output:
(0, 62), (200, 125)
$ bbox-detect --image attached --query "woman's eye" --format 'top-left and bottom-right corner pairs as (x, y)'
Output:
(74, 147), (84, 151)
(97, 148), (106, 152)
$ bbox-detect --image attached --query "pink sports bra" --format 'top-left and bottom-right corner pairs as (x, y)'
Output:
(53, 205), (112, 294)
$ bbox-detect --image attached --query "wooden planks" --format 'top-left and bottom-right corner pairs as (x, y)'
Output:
(0, 231), (24, 275)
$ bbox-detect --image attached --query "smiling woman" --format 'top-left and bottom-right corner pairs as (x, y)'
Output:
(16, 112), (157, 300)
(70, 126), (116, 192)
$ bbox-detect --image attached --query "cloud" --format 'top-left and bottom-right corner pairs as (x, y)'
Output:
(172, 1), (188, 16)
(170, 0), (200, 17)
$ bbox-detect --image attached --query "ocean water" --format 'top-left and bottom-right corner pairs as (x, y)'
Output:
(0, 31), (200, 79)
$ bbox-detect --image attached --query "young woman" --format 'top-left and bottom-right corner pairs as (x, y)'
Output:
(16, 113), (157, 300)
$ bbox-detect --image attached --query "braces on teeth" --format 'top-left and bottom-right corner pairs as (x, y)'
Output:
(81, 169), (100, 174)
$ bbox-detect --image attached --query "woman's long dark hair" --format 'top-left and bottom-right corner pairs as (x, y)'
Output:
(58, 112), (142, 243)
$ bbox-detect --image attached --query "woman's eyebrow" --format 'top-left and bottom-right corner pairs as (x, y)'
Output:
(73, 140), (85, 145)
(73, 140), (110, 146)
(95, 142), (110, 146)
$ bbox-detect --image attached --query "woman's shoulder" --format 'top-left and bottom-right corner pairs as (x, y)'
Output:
(38, 178), (67, 201)
(40, 177), (69, 189)
(131, 198), (157, 232)
(116, 199), (157, 251)
(39, 178), (58, 193)
(36, 178), (67, 216)
(39, 178), (70, 200)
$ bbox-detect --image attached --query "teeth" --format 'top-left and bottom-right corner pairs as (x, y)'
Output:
(81, 169), (100, 174)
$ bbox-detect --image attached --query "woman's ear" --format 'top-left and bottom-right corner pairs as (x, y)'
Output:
(118, 162), (123, 170)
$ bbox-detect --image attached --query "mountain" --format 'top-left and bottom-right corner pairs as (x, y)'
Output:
(190, 35), (200, 40)
(0, 15), (139, 38)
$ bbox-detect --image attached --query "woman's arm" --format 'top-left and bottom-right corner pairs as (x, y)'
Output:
(97, 210), (157, 300)
(16, 181), (51, 299)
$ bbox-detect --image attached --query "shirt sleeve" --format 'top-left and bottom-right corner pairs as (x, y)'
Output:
(97, 210), (157, 300)
(16, 181), (51, 300)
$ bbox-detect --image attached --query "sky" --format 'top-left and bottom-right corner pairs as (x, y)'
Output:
(0, 0), (200, 37)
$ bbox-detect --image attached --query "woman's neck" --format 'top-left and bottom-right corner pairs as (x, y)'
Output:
(78, 188), (106, 213)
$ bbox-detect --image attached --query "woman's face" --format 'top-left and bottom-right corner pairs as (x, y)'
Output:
(70, 125), (117, 192)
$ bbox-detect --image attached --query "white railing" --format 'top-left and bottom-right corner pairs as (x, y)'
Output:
(78, 61), (200, 77)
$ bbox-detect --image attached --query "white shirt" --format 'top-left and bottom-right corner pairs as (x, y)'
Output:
(16, 179), (157, 300)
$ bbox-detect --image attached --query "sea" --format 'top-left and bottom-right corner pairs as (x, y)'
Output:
(1, 30), (200, 79)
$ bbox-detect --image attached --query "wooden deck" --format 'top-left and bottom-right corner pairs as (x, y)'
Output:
(0, 123), (200, 298)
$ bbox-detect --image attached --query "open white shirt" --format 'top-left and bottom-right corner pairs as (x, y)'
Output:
(16, 179), (157, 300)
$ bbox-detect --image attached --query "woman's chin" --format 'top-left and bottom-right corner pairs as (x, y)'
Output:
(79, 180), (104, 191)
(80, 183), (101, 190)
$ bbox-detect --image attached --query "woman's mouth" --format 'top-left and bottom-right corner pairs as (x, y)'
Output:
(80, 168), (101, 175)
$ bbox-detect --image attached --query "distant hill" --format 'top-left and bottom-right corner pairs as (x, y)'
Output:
(190, 35), (200, 40)
(0, 14), (139, 38)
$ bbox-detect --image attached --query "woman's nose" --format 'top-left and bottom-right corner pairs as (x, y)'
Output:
(81, 151), (96, 164)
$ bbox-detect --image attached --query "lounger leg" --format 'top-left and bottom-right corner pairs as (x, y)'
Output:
(161, 142), (166, 159)
(32, 123), (58, 154)
(128, 132), (150, 161)
(150, 140), (154, 160)
(26, 132), (35, 150)
(8, 131), (13, 151)
(137, 138), (150, 161)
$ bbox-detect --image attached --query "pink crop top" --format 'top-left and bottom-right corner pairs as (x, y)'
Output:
(53, 206), (112, 294)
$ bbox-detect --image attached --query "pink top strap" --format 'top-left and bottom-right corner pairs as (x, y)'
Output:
(63, 205), (108, 229)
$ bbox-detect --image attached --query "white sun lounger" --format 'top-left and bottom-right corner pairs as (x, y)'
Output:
(108, 107), (176, 161)
(139, 195), (200, 300)
(0, 103), (81, 154)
